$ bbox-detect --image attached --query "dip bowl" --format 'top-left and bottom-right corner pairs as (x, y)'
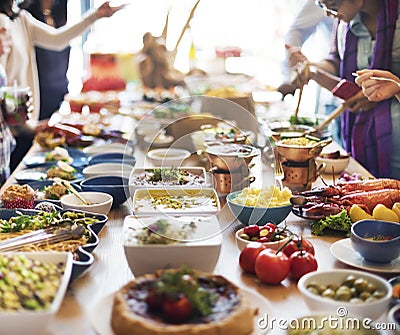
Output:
(350, 219), (400, 263)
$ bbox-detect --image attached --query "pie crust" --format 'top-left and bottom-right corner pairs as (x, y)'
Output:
(111, 271), (258, 335)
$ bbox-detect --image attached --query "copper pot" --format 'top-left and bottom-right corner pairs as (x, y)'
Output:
(275, 139), (332, 163)
(205, 144), (259, 171)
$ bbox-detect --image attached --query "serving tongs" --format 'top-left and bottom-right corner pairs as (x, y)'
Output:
(0, 224), (85, 252)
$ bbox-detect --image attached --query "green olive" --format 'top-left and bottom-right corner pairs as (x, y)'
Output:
(366, 282), (377, 293)
(342, 275), (357, 287)
(353, 278), (369, 292)
(349, 297), (364, 303)
(335, 290), (352, 302)
(239, 233), (250, 241)
(321, 288), (335, 299)
(307, 287), (320, 296)
(350, 287), (357, 298)
(365, 296), (378, 303)
(307, 282), (326, 294)
(327, 283), (339, 291)
(372, 290), (385, 299)
(359, 291), (371, 300)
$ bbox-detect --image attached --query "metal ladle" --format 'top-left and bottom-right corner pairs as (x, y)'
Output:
(54, 177), (91, 205)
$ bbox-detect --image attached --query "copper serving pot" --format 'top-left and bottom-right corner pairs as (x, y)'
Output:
(275, 138), (332, 163)
(205, 144), (260, 171)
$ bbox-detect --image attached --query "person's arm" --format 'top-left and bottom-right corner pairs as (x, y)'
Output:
(26, 1), (124, 51)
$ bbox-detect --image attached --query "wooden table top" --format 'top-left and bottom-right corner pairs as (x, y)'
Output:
(2, 131), (394, 335)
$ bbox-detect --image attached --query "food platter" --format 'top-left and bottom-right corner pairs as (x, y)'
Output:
(89, 288), (273, 335)
(22, 147), (89, 168)
(330, 238), (400, 273)
(0, 208), (108, 281)
(14, 167), (84, 184)
(129, 167), (207, 192)
(132, 188), (220, 216)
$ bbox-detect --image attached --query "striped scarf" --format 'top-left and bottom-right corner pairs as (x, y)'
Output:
(341, 0), (398, 177)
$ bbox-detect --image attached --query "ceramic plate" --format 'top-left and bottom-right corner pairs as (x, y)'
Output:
(89, 288), (273, 335)
(23, 148), (89, 168)
(14, 167), (84, 184)
(330, 238), (400, 273)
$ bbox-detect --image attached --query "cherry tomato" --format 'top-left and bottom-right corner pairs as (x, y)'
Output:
(283, 238), (315, 257)
(145, 290), (164, 312)
(243, 225), (260, 238)
(289, 250), (318, 280)
(239, 242), (266, 274)
(254, 248), (290, 285)
(162, 295), (193, 323)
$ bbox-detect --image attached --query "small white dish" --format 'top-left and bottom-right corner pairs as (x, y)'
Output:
(330, 238), (400, 273)
(388, 304), (400, 334)
(82, 163), (133, 179)
(83, 143), (134, 156)
(61, 191), (113, 215)
(316, 155), (350, 174)
(146, 148), (190, 167)
(89, 288), (274, 335)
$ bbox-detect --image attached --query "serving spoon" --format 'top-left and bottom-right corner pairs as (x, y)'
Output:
(54, 177), (91, 205)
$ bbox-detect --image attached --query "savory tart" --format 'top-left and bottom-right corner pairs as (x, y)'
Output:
(111, 268), (257, 335)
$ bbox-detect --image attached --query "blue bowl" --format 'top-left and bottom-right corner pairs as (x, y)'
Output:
(350, 220), (400, 263)
(88, 153), (136, 166)
(226, 190), (292, 226)
(80, 176), (130, 208)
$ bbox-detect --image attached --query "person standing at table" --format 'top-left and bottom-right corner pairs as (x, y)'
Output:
(289, 0), (400, 179)
(24, 0), (70, 121)
(0, 0), (124, 172)
(278, 0), (334, 97)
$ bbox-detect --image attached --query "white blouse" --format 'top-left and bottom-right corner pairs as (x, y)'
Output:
(0, 9), (98, 121)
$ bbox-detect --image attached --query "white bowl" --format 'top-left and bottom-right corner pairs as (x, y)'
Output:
(83, 142), (134, 156)
(235, 227), (291, 251)
(298, 269), (392, 320)
(82, 163), (133, 179)
(146, 148), (191, 167)
(123, 215), (222, 276)
(60, 191), (113, 215)
(0, 252), (73, 335)
(316, 156), (350, 174)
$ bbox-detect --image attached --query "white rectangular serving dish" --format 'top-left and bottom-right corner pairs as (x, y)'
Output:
(132, 187), (220, 216)
(123, 214), (222, 276)
(128, 167), (208, 194)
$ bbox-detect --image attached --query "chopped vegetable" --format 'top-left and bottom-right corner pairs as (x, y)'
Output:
(310, 209), (352, 236)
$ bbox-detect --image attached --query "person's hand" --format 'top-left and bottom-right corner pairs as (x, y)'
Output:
(354, 69), (400, 102)
(0, 28), (12, 56)
(285, 44), (307, 68)
(277, 83), (296, 98)
(96, 1), (125, 19)
(345, 90), (377, 113)
(289, 60), (312, 90)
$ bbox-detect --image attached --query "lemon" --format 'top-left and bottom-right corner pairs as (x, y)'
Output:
(349, 204), (373, 223)
(392, 203), (400, 221)
(372, 204), (400, 222)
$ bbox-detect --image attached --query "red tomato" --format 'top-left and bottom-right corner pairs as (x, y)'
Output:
(243, 225), (260, 238)
(239, 242), (266, 274)
(283, 238), (315, 257)
(254, 248), (290, 285)
(162, 295), (193, 323)
(289, 250), (318, 281)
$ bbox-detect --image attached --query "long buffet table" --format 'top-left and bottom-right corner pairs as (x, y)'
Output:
(1, 125), (393, 335)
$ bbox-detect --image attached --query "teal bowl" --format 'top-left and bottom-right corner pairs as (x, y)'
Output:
(226, 191), (292, 226)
